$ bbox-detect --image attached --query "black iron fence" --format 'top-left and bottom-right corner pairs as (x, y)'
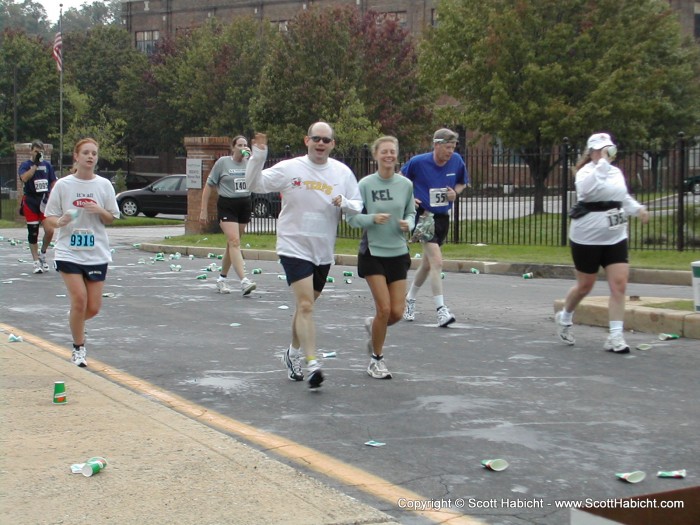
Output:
(3, 136), (698, 251)
(254, 137), (699, 252)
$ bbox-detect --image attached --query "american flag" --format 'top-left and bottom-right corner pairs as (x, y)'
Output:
(52, 32), (63, 73)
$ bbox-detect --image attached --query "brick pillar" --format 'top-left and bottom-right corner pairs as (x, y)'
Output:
(13, 142), (54, 223)
(183, 136), (230, 235)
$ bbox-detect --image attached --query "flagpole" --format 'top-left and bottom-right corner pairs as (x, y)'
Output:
(59, 4), (63, 176)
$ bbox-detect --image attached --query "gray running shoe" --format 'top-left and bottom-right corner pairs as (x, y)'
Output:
(604, 333), (630, 354)
(437, 305), (455, 327)
(367, 357), (392, 379)
(403, 299), (416, 321)
(555, 311), (575, 345)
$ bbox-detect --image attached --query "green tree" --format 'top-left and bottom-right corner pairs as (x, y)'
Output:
(0, 0), (51, 38)
(63, 84), (126, 167)
(0, 29), (60, 156)
(167, 18), (278, 138)
(250, 5), (428, 153)
(420, 0), (700, 212)
(65, 26), (139, 114)
(58, 0), (121, 33)
(116, 18), (278, 159)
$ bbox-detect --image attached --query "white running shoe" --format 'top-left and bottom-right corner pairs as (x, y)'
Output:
(241, 277), (257, 296)
(367, 357), (392, 379)
(281, 346), (304, 381)
(403, 299), (416, 321)
(71, 346), (87, 367)
(437, 305), (455, 327)
(555, 311), (575, 346)
(604, 333), (630, 354)
(33, 260), (44, 274)
(216, 279), (232, 294)
(39, 255), (50, 272)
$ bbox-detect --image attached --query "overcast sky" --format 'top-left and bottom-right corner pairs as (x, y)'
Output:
(38, 1), (99, 24)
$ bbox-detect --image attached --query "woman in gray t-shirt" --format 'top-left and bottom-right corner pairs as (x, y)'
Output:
(199, 135), (257, 296)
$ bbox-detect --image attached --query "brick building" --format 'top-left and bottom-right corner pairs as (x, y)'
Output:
(122, 0), (438, 51)
(120, 0), (698, 52)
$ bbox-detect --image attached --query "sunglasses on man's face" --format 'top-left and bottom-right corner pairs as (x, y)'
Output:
(310, 136), (333, 144)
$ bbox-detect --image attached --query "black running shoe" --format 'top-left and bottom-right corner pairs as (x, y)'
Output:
(308, 368), (324, 389)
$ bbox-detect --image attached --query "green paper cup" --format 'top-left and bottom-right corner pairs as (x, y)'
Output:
(481, 458), (509, 471)
(81, 457), (107, 477)
(616, 471), (646, 483)
(657, 469), (686, 478)
(53, 381), (67, 404)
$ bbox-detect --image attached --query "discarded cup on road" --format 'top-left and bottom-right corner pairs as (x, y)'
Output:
(278, 275), (286, 280)
(470, 268), (480, 274)
(326, 276), (335, 283)
(658, 333), (680, 340)
(345, 278), (352, 284)
(657, 469), (686, 478)
(636, 343), (652, 351)
(8, 334), (23, 343)
(196, 274), (207, 280)
(481, 459), (509, 472)
(616, 471), (646, 483)
(522, 272), (534, 279)
(53, 381), (67, 404)
(440, 272), (445, 279)
(343, 271), (354, 277)
(82, 456), (108, 477)
(252, 268), (262, 275)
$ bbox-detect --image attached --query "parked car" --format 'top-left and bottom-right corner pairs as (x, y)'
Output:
(252, 192), (282, 218)
(125, 174), (160, 190)
(684, 174), (700, 195)
(116, 174), (282, 218)
(117, 174), (188, 217)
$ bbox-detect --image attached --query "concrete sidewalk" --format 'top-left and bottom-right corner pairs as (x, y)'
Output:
(0, 331), (398, 525)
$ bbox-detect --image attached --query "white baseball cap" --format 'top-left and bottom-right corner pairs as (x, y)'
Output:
(586, 132), (615, 151)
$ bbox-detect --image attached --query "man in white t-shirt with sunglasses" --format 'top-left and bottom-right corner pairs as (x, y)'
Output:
(246, 122), (362, 389)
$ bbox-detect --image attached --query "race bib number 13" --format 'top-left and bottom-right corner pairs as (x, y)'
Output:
(70, 229), (95, 250)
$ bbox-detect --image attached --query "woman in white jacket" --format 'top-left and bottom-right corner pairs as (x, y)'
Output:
(555, 133), (649, 353)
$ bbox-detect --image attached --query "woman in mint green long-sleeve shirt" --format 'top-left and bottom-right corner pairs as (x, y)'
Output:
(347, 136), (416, 379)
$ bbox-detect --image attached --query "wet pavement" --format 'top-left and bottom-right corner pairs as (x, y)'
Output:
(1, 225), (698, 525)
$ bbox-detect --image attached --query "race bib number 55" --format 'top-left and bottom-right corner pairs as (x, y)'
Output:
(429, 188), (449, 207)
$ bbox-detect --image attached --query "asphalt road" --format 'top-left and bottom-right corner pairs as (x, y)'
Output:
(1, 227), (698, 525)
